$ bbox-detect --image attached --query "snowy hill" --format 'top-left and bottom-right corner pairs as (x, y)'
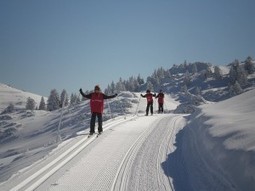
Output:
(1, 88), (254, 190)
(0, 89), (179, 184)
(1, 75), (255, 190)
(171, 89), (255, 190)
(0, 83), (46, 113)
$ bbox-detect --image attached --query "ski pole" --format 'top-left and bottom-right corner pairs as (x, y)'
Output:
(57, 93), (66, 143)
(107, 99), (113, 119)
(134, 93), (142, 116)
(116, 93), (126, 119)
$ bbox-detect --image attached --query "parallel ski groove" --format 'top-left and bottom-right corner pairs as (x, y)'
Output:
(8, 116), (135, 191)
(111, 115), (184, 191)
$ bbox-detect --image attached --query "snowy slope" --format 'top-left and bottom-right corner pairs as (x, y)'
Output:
(203, 89), (255, 151)
(172, 89), (255, 191)
(1, 86), (255, 190)
(0, 83), (46, 112)
(0, 89), (179, 186)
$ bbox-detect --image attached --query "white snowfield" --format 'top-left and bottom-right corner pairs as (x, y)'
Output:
(0, 83), (44, 112)
(0, 114), (186, 191)
(1, 86), (255, 191)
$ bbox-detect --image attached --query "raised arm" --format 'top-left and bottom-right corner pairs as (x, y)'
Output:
(79, 89), (92, 99)
(103, 93), (117, 99)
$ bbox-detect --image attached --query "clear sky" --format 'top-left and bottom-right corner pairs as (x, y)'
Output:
(1, 0), (254, 96)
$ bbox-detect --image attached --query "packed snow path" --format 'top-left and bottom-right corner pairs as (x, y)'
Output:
(1, 114), (186, 191)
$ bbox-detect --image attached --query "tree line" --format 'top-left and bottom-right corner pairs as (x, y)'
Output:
(25, 56), (254, 111)
(25, 89), (82, 111)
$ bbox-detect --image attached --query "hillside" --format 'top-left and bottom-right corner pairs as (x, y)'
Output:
(0, 88), (254, 190)
(0, 57), (255, 190)
(0, 83), (46, 113)
(171, 89), (255, 190)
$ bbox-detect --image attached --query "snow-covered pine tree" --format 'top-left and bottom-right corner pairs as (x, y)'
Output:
(60, 89), (69, 107)
(137, 74), (144, 85)
(244, 56), (254, 74)
(47, 89), (60, 111)
(192, 63), (198, 74)
(229, 59), (248, 87)
(70, 93), (80, 105)
(146, 81), (154, 91)
(116, 78), (126, 92)
(2, 103), (15, 114)
(39, 97), (46, 110)
(184, 71), (191, 86)
(26, 97), (36, 110)
(195, 86), (201, 95)
(214, 65), (223, 80)
(181, 84), (188, 94)
(70, 93), (76, 105)
(229, 81), (243, 96)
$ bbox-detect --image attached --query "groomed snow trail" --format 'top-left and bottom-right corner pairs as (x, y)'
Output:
(112, 114), (186, 191)
(2, 114), (186, 191)
(41, 114), (185, 191)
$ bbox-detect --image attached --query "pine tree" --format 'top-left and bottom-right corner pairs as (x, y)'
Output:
(214, 66), (223, 80)
(244, 56), (254, 74)
(137, 74), (144, 85)
(195, 86), (201, 95)
(60, 89), (69, 107)
(229, 81), (243, 96)
(229, 59), (248, 87)
(146, 81), (154, 91)
(2, 103), (15, 114)
(192, 63), (198, 74)
(70, 93), (80, 105)
(116, 78), (126, 92)
(39, 97), (46, 110)
(47, 89), (60, 111)
(26, 97), (36, 110)
(184, 71), (191, 85)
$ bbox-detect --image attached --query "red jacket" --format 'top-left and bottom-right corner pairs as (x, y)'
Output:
(156, 93), (164, 104)
(141, 93), (155, 103)
(80, 90), (117, 113)
(90, 93), (104, 113)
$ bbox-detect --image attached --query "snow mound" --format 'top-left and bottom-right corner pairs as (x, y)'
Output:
(202, 89), (255, 151)
(174, 89), (255, 190)
(118, 91), (137, 98)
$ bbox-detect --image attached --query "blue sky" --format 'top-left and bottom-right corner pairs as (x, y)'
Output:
(0, 0), (254, 96)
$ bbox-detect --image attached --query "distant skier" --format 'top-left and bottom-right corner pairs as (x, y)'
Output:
(79, 85), (117, 136)
(141, 90), (156, 116)
(156, 89), (164, 113)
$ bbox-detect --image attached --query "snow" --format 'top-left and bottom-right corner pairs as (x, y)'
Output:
(202, 89), (255, 151)
(0, 83), (255, 190)
(0, 83), (46, 112)
(176, 89), (255, 190)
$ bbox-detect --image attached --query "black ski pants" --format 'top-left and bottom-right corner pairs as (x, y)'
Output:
(146, 102), (153, 115)
(158, 103), (164, 113)
(90, 112), (103, 133)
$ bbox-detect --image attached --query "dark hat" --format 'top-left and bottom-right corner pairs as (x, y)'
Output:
(94, 85), (100, 91)
(146, 89), (150, 93)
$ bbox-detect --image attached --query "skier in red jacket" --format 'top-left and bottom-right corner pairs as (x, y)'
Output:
(156, 89), (164, 113)
(141, 90), (156, 116)
(79, 85), (117, 135)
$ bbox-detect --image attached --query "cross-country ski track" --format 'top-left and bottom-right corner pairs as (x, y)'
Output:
(1, 114), (186, 191)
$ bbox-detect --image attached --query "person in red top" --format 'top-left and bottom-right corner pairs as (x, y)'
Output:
(156, 89), (164, 113)
(79, 85), (117, 135)
(141, 90), (156, 116)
